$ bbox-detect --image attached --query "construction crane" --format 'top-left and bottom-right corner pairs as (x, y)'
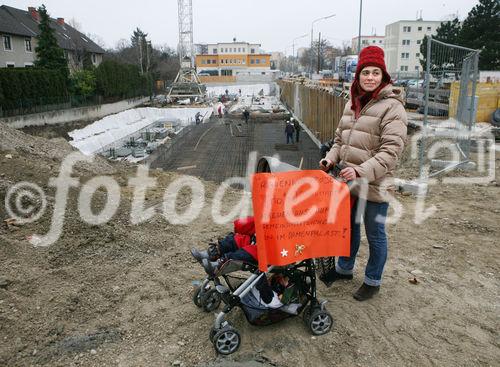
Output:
(168, 0), (206, 101)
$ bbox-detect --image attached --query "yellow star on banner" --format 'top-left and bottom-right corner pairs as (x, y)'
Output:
(295, 244), (305, 256)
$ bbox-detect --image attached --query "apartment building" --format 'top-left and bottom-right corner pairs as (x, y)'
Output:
(384, 19), (442, 76)
(351, 35), (385, 54)
(0, 5), (104, 71)
(195, 41), (271, 77)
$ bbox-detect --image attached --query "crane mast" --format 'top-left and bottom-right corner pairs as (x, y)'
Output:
(168, 0), (206, 100)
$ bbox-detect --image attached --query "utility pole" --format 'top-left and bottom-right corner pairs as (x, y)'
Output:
(357, 0), (363, 55)
(317, 32), (321, 74)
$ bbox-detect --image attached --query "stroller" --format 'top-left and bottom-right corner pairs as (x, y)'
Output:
(192, 227), (333, 355)
(206, 260), (332, 355)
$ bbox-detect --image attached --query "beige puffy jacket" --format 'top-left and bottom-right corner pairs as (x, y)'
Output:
(325, 84), (407, 203)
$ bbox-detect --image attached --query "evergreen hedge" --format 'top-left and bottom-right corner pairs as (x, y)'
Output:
(0, 68), (69, 111)
(0, 61), (152, 116)
(95, 60), (151, 99)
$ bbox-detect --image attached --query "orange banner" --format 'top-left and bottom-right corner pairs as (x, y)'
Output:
(252, 170), (351, 272)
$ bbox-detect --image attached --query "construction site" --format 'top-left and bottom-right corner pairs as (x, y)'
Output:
(1, 0), (500, 367)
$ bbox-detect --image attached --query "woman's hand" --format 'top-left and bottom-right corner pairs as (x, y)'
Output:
(319, 158), (333, 171)
(340, 167), (357, 181)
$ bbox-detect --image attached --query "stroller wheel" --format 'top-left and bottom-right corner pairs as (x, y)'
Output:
(209, 326), (217, 343)
(192, 286), (203, 308)
(308, 309), (333, 335)
(213, 326), (241, 355)
(302, 305), (312, 325)
(201, 289), (221, 312)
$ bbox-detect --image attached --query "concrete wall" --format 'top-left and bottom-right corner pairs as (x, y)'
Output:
(235, 74), (275, 83)
(0, 96), (149, 128)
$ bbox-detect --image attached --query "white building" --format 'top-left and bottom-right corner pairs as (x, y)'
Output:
(205, 42), (263, 56)
(351, 35), (385, 54)
(384, 19), (442, 76)
(195, 40), (273, 81)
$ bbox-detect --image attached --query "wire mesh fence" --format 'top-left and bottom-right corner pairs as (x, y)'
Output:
(417, 36), (481, 180)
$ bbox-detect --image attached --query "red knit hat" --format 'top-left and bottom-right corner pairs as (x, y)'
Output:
(355, 46), (391, 82)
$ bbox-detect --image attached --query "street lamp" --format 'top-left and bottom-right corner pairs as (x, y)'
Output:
(357, 0), (363, 55)
(310, 13), (336, 77)
(292, 33), (308, 74)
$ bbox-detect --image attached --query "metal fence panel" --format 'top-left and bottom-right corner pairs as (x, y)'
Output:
(419, 36), (481, 179)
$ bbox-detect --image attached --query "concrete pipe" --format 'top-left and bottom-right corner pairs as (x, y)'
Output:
(255, 156), (299, 173)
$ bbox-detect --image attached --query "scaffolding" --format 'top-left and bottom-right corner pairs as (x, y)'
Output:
(168, 0), (206, 100)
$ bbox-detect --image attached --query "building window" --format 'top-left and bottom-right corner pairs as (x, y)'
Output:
(3, 35), (12, 51)
(418, 26), (422, 31)
(24, 63), (33, 67)
(212, 59), (216, 64)
(379, 40), (383, 43)
(400, 65), (408, 71)
(25, 37), (32, 52)
(242, 59), (246, 64)
(256, 59), (260, 64)
(402, 39), (410, 45)
(372, 40), (376, 43)
(262, 58), (266, 63)
(427, 26), (432, 31)
(6, 62), (15, 68)
(220, 48), (223, 53)
(250, 48), (255, 54)
(213, 48), (217, 54)
(416, 53), (420, 58)
(225, 48), (228, 52)
(202, 59), (206, 64)
(403, 26), (411, 32)
(401, 53), (409, 59)
(250, 59), (255, 64)
(92, 54), (96, 63)
(417, 39), (422, 45)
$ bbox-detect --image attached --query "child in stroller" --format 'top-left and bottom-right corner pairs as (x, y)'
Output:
(191, 217), (260, 312)
(191, 217), (334, 355)
(207, 260), (333, 355)
(191, 216), (258, 275)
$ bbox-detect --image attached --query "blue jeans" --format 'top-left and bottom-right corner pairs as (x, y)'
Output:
(286, 133), (294, 144)
(336, 200), (389, 286)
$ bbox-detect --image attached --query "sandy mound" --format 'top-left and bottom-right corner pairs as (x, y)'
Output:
(0, 122), (499, 367)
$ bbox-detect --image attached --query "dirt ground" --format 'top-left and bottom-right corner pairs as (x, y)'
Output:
(0, 119), (499, 367)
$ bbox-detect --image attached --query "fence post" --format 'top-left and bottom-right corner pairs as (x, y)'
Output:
(419, 36), (432, 179)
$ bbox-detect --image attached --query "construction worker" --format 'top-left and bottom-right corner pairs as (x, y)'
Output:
(285, 121), (295, 144)
(243, 109), (250, 123)
(292, 118), (301, 143)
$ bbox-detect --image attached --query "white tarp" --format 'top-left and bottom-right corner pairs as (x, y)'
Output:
(69, 107), (212, 155)
(228, 95), (286, 114)
(206, 83), (271, 97)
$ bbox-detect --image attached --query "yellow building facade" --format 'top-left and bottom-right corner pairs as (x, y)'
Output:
(195, 41), (274, 82)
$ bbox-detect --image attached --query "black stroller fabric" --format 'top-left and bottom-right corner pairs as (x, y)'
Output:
(240, 270), (309, 326)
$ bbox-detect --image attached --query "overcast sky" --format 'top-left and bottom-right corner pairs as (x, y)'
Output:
(4, 0), (479, 53)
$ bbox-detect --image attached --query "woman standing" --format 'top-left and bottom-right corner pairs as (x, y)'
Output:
(320, 46), (407, 301)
